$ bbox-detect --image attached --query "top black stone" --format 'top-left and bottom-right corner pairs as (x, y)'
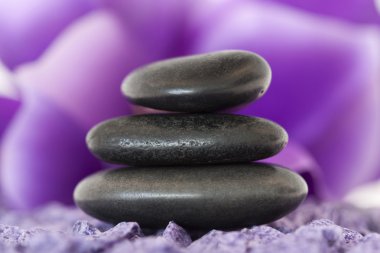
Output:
(122, 50), (271, 112)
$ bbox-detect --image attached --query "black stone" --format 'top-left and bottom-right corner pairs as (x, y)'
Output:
(86, 114), (287, 166)
(121, 50), (271, 112)
(74, 163), (308, 229)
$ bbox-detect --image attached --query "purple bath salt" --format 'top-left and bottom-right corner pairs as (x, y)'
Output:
(162, 221), (192, 247)
(72, 220), (101, 236)
(1, 200), (380, 252)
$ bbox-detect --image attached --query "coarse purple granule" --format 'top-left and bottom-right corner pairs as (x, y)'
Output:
(162, 221), (192, 247)
(1, 200), (380, 252)
(72, 221), (101, 236)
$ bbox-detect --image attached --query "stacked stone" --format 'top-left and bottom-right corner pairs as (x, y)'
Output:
(74, 51), (308, 230)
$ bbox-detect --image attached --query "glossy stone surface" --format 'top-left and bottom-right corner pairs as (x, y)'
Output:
(74, 163), (308, 229)
(121, 50), (271, 112)
(86, 114), (287, 166)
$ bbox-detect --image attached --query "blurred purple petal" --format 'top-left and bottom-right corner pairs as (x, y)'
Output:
(263, 0), (380, 24)
(0, 0), (95, 69)
(264, 141), (318, 175)
(15, 10), (151, 130)
(1, 10), (157, 208)
(0, 63), (20, 140)
(0, 97), (19, 139)
(191, 1), (380, 198)
(99, 0), (191, 58)
(1, 0), (379, 209)
(264, 140), (326, 197)
(0, 88), (101, 208)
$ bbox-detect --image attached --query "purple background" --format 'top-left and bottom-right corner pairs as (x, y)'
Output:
(0, 0), (379, 208)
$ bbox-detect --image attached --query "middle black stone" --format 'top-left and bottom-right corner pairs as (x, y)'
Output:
(86, 113), (288, 166)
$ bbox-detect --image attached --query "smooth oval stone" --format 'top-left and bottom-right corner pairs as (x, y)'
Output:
(74, 163), (308, 229)
(121, 50), (271, 112)
(86, 114), (288, 166)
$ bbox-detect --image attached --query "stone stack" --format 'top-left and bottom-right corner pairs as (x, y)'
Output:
(74, 50), (308, 230)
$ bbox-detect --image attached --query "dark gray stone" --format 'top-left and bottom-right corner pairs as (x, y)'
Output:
(121, 50), (271, 112)
(74, 163), (308, 229)
(86, 114), (287, 166)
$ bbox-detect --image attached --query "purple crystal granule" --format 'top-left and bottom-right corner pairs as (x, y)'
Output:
(1, 200), (380, 252)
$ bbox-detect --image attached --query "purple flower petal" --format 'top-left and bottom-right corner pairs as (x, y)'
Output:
(0, 88), (101, 208)
(0, 63), (20, 140)
(191, 1), (380, 198)
(262, 0), (380, 24)
(15, 10), (151, 130)
(0, 96), (19, 140)
(0, 0), (95, 69)
(1, 0), (379, 209)
(264, 140), (319, 176)
(264, 140), (326, 197)
(1, 10), (158, 208)
(99, 0), (192, 58)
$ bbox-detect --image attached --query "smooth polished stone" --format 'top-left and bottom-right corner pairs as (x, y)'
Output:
(121, 50), (271, 112)
(74, 163), (308, 229)
(86, 114), (288, 166)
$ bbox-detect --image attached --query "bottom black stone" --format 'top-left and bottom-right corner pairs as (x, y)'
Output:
(74, 163), (308, 230)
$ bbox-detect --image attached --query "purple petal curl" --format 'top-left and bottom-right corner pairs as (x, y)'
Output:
(98, 0), (192, 59)
(0, 63), (20, 140)
(1, 10), (155, 208)
(0, 0), (95, 69)
(0, 88), (101, 208)
(264, 140), (326, 198)
(15, 10), (151, 131)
